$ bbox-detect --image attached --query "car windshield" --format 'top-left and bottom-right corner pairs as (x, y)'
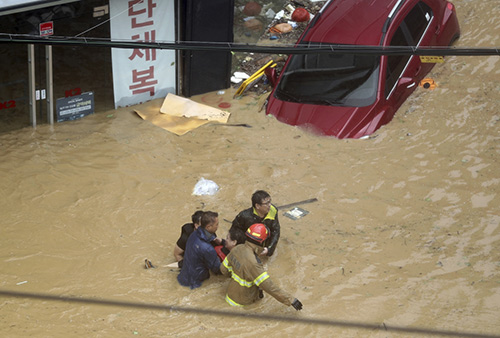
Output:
(275, 43), (380, 107)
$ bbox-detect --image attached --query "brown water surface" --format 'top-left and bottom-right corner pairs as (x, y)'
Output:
(1, 1), (500, 337)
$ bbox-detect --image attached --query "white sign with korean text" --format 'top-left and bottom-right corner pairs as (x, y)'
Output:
(110, 0), (176, 108)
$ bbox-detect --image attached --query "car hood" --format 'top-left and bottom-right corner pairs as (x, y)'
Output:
(266, 94), (385, 139)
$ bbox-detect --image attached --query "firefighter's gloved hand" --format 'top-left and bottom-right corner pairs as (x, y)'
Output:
(291, 298), (303, 311)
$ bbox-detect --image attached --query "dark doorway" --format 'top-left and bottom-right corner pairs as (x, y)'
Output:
(180, 0), (235, 97)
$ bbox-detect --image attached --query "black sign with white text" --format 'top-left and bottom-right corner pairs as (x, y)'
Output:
(56, 92), (94, 122)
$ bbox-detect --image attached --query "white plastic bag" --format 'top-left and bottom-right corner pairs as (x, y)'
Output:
(192, 177), (219, 196)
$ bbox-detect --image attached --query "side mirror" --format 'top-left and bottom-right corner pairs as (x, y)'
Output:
(265, 67), (278, 88)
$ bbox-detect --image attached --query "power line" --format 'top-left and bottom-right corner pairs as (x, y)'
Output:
(73, 0), (137, 38)
(1, 290), (498, 338)
(0, 33), (499, 56)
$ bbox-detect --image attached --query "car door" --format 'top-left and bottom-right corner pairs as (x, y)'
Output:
(383, 1), (435, 115)
(401, 1), (436, 77)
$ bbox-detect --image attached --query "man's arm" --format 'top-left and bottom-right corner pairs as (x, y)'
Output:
(230, 212), (244, 232)
(220, 256), (230, 277)
(266, 211), (280, 256)
(249, 260), (293, 306)
(259, 277), (294, 306)
(231, 208), (254, 233)
(175, 224), (192, 260)
(173, 244), (184, 262)
(204, 246), (222, 275)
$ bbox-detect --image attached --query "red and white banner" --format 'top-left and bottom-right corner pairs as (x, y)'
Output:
(39, 21), (54, 36)
(110, 0), (176, 108)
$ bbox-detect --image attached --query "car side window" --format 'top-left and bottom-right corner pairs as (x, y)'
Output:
(404, 2), (433, 45)
(385, 1), (433, 97)
(385, 27), (410, 97)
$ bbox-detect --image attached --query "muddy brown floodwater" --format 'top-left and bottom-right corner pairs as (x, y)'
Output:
(1, 1), (500, 337)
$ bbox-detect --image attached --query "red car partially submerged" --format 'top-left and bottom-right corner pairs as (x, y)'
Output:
(266, 0), (460, 139)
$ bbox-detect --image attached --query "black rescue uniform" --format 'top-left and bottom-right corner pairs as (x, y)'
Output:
(230, 205), (280, 256)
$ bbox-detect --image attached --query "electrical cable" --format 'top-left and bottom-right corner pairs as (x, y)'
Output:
(73, 0), (138, 38)
(0, 33), (499, 56)
(0, 290), (499, 338)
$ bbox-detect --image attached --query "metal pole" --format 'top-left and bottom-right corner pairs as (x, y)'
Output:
(46, 45), (54, 124)
(28, 44), (36, 127)
(175, 0), (181, 95)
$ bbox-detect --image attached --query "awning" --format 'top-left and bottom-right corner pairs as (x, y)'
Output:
(0, 0), (80, 17)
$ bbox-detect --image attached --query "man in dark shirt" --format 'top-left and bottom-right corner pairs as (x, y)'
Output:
(173, 210), (204, 267)
(177, 211), (222, 289)
(174, 210), (224, 268)
(230, 190), (280, 256)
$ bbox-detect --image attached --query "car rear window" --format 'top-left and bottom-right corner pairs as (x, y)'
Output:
(275, 43), (380, 107)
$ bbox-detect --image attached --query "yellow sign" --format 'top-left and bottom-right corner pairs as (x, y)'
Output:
(419, 55), (444, 63)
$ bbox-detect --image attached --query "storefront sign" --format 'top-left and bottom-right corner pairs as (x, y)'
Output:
(0, 100), (16, 110)
(56, 92), (94, 122)
(40, 21), (54, 36)
(110, 0), (176, 108)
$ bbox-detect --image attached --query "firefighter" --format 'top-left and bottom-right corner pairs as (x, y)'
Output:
(220, 223), (303, 310)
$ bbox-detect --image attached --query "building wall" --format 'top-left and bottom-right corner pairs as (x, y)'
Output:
(0, 0), (113, 131)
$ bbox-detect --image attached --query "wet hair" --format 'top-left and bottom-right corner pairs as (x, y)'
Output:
(191, 210), (204, 224)
(228, 228), (246, 245)
(201, 211), (218, 228)
(252, 190), (270, 208)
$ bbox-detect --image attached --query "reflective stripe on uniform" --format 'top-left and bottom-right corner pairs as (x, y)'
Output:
(224, 256), (250, 287)
(252, 205), (277, 221)
(224, 257), (270, 288)
(264, 205), (277, 221)
(225, 294), (243, 307)
(231, 272), (254, 287)
(254, 271), (270, 286)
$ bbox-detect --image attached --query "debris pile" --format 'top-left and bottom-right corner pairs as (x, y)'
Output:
(232, 0), (324, 96)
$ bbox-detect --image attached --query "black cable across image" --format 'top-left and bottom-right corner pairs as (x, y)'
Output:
(1, 290), (499, 338)
(0, 33), (499, 56)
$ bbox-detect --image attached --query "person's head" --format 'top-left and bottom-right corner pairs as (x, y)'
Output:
(245, 223), (269, 247)
(192, 210), (204, 228)
(225, 228), (246, 251)
(252, 190), (272, 217)
(201, 211), (219, 234)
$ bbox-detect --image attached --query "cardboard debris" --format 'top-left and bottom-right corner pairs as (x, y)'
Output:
(160, 93), (230, 123)
(134, 108), (209, 136)
(134, 94), (231, 136)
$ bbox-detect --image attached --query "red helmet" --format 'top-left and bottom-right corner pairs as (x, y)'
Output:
(246, 223), (268, 244)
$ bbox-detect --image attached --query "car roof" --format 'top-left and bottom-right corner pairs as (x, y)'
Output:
(304, 0), (402, 45)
